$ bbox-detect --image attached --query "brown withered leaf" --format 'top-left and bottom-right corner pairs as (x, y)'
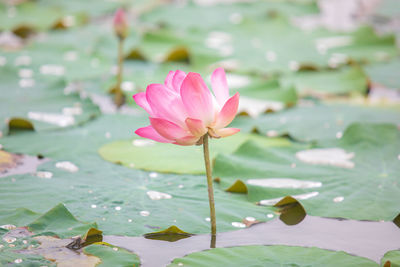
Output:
(274, 196), (306, 226)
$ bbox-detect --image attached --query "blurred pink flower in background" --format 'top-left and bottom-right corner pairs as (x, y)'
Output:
(113, 8), (129, 39)
(133, 68), (240, 145)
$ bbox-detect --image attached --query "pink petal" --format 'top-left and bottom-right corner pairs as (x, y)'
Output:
(113, 8), (128, 38)
(135, 126), (172, 143)
(185, 118), (207, 137)
(164, 70), (187, 93)
(214, 128), (240, 137)
(211, 67), (229, 106)
(215, 92), (239, 129)
(164, 71), (175, 90)
(172, 70), (187, 93)
(181, 72), (214, 125)
(150, 117), (189, 140)
(133, 92), (152, 115)
(146, 83), (187, 126)
(113, 8), (126, 26)
(174, 136), (200, 146)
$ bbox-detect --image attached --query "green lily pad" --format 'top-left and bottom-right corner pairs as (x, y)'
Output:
(0, 251), (55, 267)
(0, 226), (55, 266)
(141, 1), (319, 31)
(0, 114), (275, 236)
(236, 78), (297, 105)
(169, 245), (377, 267)
(0, 207), (40, 227)
(365, 58), (400, 89)
(0, 66), (100, 133)
(214, 123), (400, 221)
(0, 3), (62, 31)
(232, 104), (400, 142)
(280, 66), (368, 96)
(381, 250), (400, 267)
(28, 203), (97, 238)
(98, 132), (290, 174)
(84, 243), (140, 267)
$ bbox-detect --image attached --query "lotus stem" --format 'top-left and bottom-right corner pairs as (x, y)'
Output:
(114, 37), (125, 107)
(203, 133), (216, 245)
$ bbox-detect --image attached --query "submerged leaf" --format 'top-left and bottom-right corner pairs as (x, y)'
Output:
(225, 179), (248, 194)
(393, 214), (400, 229)
(8, 118), (35, 133)
(164, 47), (190, 63)
(144, 225), (193, 242)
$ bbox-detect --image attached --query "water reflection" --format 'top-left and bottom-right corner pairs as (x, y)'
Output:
(104, 216), (400, 267)
(210, 234), (216, 248)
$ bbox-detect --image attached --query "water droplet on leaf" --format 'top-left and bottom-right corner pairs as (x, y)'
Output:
(55, 161), (78, 172)
(146, 191), (172, 200)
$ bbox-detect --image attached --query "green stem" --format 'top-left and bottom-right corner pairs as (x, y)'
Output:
(203, 133), (217, 245)
(114, 38), (124, 107)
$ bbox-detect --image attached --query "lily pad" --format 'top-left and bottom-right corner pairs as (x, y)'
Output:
(214, 123), (400, 221)
(232, 103), (400, 142)
(169, 245), (377, 267)
(28, 203), (97, 238)
(280, 66), (368, 96)
(84, 243), (140, 267)
(365, 59), (400, 89)
(141, 1), (319, 31)
(0, 3), (63, 32)
(98, 133), (290, 174)
(0, 67), (100, 133)
(0, 114), (275, 236)
(381, 250), (400, 267)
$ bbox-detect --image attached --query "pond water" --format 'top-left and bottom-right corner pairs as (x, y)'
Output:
(105, 215), (400, 266)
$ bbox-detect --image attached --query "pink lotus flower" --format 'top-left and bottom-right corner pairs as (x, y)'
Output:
(133, 68), (240, 146)
(113, 8), (129, 39)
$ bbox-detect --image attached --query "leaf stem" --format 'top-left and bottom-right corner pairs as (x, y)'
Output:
(114, 38), (125, 107)
(203, 133), (216, 245)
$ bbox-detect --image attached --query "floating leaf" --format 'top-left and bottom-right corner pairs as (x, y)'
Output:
(99, 133), (290, 174)
(83, 243), (140, 267)
(365, 59), (400, 89)
(214, 123), (400, 221)
(0, 115), (274, 236)
(280, 66), (368, 97)
(28, 203), (97, 238)
(381, 250), (400, 267)
(0, 67), (100, 133)
(31, 235), (101, 266)
(232, 104), (400, 142)
(169, 245), (377, 267)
